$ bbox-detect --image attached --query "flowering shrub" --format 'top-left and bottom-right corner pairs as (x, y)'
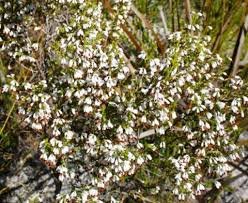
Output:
(1, 0), (248, 202)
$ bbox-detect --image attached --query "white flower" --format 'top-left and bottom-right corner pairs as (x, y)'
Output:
(3, 26), (10, 34)
(198, 53), (205, 61)
(74, 69), (83, 79)
(160, 110), (169, 121)
(171, 111), (177, 119)
(229, 115), (236, 124)
(122, 66), (129, 74)
(206, 112), (212, 119)
(138, 51), (146, 59)
(40, 153), (48, 161)
(152, 118), (159, 126)
(88, 188), (98, 196)
(243, 96), (248, 104)
(178, 77), (185, 86)
(199, 120), (205, 128)
(147, 154), (152, 160)
(81, 191), (89, 203)
(117, 126), (123, 134)
(65, 130), (74, 140)
(184, 182), (192, 191)
(107, 120), (114, 129)
(61, 58), (67, 65)
(70, 191), (77, 198)
(31, 123), (42, 130)
(77, 29), (84, 36)
(178, 193), (185, 200)
(85, 97), (92, 105)
(32, 43), (39, 51)
(137, 157), (144, 165)
(48, 154), (56, 164)
(2, 85), (9, 92)
(214, 181), (221, 189)
(97, 181), (105, 188)
(84, 105), (93, 113)
(104, 171), (113, 182)
(125, 127), (134, 135)
(19, 55), (36, 63)
(217, 101), (225, 109)
(111, 196), (118, 203)
(127, 152), (135, 160)
(32, 95), (39, 102)
(195, 174), (202, 181)
(207, 26), (213, 30)
(197, 183), (205, 191)
(53, 148), (60, 155)
(18, 108), (25, 115)
(117, 72), (125, 80)
(187, 24), (195, 31)
(87, 134), (97, 145)
(160, 141), (166, 148)
(211, 61), (217, 68)
(158, 127), (165, 135)
(61, 146), (69, 154)
(123, 160), (131, 172)
(233, 125), (238, 131)
(137, 142), (144, 149)
(24, 83), (32, 90)
(231, 106), (239, 114)
(241, 110), (244, 118)
(58, 174), (65, 182)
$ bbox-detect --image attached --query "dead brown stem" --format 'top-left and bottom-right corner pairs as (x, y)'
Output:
(228, 14), (248, 77)
(184, 0), (192, 25)
(130, 4), (165, 54)
(103, 0), (142, 52)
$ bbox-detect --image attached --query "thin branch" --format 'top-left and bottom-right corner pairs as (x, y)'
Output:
(169, 0), (175, 32)
(138, 126), (183, 139)
(121, 25), (142, 52)
(0, 70), (5, 84)
(239, 51), (248, 67)
(211, 1), (245, 53)
(0, 100), (17, 135)
(228, 14), (248, 77)
(121, 52), (136, 75)
(139, 129), (156, 139)
(184, 0), (192, 25)
(211, 12), (233, 52)
(239, 60), (248, 67)
(176, 0), (181, 31)
(103, 0), (142, 52)
(130, 4), (165, 53)
(237, 139), (248, 146)
(228, 161), (248, 177)
(159, 6), (169, 36)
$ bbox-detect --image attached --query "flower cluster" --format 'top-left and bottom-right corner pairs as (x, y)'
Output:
(0, 0), (46, 71)
(1, 0), (248, 202)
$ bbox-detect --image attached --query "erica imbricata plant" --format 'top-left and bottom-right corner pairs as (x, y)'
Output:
(1, 0), (247, 202)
